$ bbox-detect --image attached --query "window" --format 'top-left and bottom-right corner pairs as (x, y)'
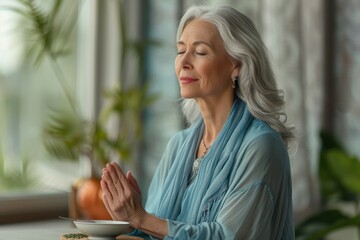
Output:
(0, 0), (184, 222)
(0, 0), (82, 222)
(141, 0), (184, 194)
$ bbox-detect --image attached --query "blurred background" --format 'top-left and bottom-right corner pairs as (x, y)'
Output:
(0, 0), (359, 239)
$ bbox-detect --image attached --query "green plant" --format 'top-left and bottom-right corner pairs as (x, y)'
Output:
(0, 158), (38, 190)
(3, 0), (159, 178)
(295, 131), (360, 239)
(43, 83), (157, 172)
(2, 0), (77, 109)
(0, 138), (37, 190)
(0, 0), (70, 190)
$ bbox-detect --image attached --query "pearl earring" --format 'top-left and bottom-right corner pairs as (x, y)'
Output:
(232, 76), (239, 89)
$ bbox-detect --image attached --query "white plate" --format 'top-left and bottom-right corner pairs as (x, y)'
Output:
(74, 220), (131, 240)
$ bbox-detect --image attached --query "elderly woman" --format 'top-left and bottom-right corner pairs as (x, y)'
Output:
(101, 5), (295, 240)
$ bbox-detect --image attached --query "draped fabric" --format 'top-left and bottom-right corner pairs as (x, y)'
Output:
(140, 98), (294, 239)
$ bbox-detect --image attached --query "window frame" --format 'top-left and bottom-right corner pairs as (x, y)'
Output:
(0, 192), (68, 224)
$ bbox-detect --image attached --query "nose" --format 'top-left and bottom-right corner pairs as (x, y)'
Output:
(178, 52), (193, 70)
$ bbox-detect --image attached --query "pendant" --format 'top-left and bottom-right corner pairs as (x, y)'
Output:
(193, 157), (203, 175)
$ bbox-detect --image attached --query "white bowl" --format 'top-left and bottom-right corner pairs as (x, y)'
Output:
(73, 220), (131, 240)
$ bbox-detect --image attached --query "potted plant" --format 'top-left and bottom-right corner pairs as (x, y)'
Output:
(295, 131), (360, 239)
(43, 84), (156, 219)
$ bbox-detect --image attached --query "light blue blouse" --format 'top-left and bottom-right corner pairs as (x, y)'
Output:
(137, 98), (294, 239)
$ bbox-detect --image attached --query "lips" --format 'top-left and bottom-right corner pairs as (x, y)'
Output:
(180, 77), (198, 84)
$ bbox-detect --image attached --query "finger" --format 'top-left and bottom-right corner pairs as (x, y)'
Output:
(106, 163), (124, 194)
(109, 163), (139, 199)
(102, 194), (116, 220)
(110, 162), (133, 191)
(100, 178), (114, 202)
(102, 164), (114, 183)
(111, 162), (128, 183)
(126, 171), (141, 195)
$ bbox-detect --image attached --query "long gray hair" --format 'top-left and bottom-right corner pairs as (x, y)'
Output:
(177, 5), (294, 145)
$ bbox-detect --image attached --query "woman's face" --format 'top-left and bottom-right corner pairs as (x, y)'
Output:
(175, 19), (237, 100)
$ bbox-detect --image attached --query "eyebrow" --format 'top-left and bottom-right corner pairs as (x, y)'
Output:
(176, 40), (214, 48)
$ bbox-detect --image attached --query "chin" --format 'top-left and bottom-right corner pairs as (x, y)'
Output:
(181, 94), (195, 99)
(180, 90), (198, 99)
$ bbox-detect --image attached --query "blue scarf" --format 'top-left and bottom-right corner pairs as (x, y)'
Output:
(154, 98), (255, 223)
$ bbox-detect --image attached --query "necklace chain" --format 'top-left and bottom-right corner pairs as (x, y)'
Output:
(190, 136), (211, 184)
(201, 137), (211, 157)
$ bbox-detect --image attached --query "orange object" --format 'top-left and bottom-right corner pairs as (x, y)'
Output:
(76, 177), (112, 220)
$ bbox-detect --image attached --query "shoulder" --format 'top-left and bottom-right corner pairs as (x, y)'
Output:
(231, 119), (291, 199)
(244, 119), (286, 152)
(239, 119), (290, 176)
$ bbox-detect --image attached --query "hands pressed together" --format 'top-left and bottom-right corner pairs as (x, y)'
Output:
(101, 162), (146, 226)
(101, 162), (168, 239)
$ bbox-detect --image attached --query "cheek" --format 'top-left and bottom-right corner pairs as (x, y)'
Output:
(198, 62), (216, 78)
(208, 58), (233, 77)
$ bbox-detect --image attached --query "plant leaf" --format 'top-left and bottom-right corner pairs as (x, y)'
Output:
(318, 131), (356, 203)
(295, 209), (360, 240)
(0, 157), (38, 190)
(43, 108), (91, 162)
(326, 149), (360, 194)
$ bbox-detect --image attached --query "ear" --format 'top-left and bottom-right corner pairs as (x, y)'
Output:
(231, 65), (241, 79)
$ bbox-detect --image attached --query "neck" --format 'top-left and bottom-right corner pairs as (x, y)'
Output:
(198, 96), (235, 146)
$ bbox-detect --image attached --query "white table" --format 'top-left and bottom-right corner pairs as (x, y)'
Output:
(0, 219), (78, 240)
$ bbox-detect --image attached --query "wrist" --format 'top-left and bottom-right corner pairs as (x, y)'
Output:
(129, 209), (147, 229)
(130, 212), (168, 239)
